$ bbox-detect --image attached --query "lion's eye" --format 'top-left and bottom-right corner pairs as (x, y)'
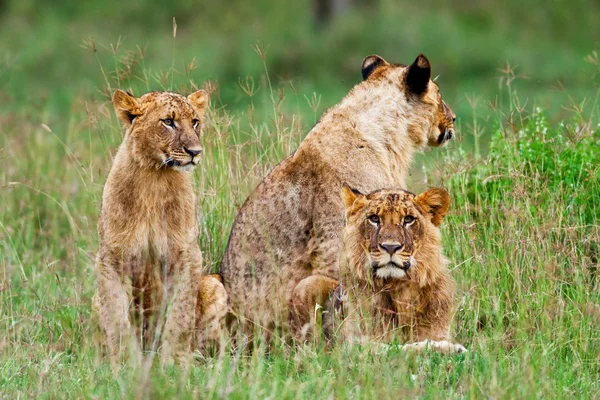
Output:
(404, 215), (415, 225)
(192, 119), (200, 130)
(162, 118), (175, 128)
(368, 215), (380, 224)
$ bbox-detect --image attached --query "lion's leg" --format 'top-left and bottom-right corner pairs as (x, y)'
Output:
(288, 211), (344, 341)
(195, 274), (229, 354)
(413, 276), (455, 343)
(95, 254), (139, 372)
(289, 274), (339, 341)
(404, 274), (466, 354)
(137, 271), (164, 353)
(402, 340), (466, 354)
(91, 290), (107, 357)
(322, 285), (347, 342)
(160, 248), (200, 368)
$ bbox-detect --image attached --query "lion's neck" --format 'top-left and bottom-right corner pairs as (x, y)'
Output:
(101, 142), (196, 254)
(109, 142), (194, 203)
(330, 82), (430, 186)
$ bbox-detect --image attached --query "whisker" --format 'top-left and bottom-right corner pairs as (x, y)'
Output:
(159, 156), (173, 170)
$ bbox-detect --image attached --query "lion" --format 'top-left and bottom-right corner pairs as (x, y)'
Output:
(93, 89), (209, 370)
(218, 54), (457, 341)
(322, 185), (465, 354)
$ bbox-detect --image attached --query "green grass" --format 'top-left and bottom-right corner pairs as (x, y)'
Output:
(1, 1), (600, 398)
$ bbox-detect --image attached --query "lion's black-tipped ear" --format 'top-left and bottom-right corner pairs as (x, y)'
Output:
(415, 188), (450, 226)
(112, 89), (141, 126)
(361, 55), (388, 80)
(405, 54), (431, 94)
(341, 183), (365, 211)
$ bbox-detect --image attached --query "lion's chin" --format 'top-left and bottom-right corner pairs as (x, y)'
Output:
(173, 163), (197, 172)
(374, 264), (407, 279)
(163, 155), (198, 172)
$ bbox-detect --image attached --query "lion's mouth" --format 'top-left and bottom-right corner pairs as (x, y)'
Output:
(164, 156), (198, 170)
(372, 260), (411, 271)
(371, 261), (411, 280)
(166, 159), (195, 167)
(371, 255), (415, 279)
(437, 127), (453, 144)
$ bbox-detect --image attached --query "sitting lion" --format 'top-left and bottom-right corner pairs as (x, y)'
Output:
(93, 89), (209, 370)
(218, 54), (457, 341)
(322, 185), (465, 354)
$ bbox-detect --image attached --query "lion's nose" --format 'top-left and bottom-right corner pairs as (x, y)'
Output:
(184, 146), (202, 157)
(380, 243), (402, 255)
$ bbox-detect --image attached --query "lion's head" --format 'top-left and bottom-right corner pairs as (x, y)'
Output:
(112, 89), (209, 172)
(341, 185), (450, 287)
(360, 54), (456, 147)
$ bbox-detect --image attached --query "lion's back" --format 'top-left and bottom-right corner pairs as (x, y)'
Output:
(219, 156), (315, 309)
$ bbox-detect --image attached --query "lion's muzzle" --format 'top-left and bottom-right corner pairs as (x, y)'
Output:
(438, 127), (454, 144)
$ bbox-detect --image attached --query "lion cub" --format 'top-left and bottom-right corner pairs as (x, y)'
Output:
(323, 185), (465, 354)
(93, 89), (209, 369)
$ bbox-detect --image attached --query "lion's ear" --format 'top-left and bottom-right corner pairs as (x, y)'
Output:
(112, 90), (141, 126)
(361, 55), (389, 80)
(188, 90), (210, 119)
(405, 54), (431, 94)
(341, 184), (365, 214)
(415, 188), (450, 226)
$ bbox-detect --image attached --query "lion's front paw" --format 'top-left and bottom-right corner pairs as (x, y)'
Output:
(403, 340), (467, 354)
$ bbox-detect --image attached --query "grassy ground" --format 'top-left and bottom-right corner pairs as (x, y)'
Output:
(1, 1), (600, 398)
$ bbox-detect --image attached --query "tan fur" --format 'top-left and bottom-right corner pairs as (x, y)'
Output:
(93, 89), (209, 370)
(323, 187), (464, 353)
(195, 274), (229, 352)
(218, 54), (456, 340)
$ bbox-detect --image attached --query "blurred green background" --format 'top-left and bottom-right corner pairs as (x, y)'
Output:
(1, 0), (598, 132)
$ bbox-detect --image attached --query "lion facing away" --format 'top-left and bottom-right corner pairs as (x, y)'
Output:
(218, 53), (457, 341)
(323, 186), (465, 354)
(93, 89), (209, 370)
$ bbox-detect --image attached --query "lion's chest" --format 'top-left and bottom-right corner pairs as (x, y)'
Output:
(102, 187), (194, 258)
(126, 213), (171, 256)
(389, 284), (422, 326)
